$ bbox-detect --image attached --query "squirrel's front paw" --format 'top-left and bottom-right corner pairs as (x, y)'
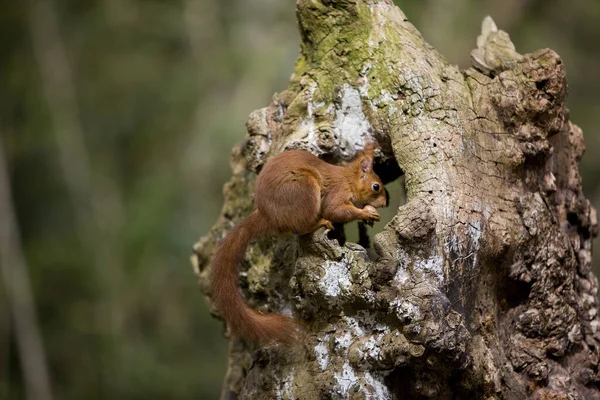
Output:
(361, 205), (380, 224)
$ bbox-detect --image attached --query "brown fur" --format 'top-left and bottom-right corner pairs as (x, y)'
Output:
(210, 146), (387, 345)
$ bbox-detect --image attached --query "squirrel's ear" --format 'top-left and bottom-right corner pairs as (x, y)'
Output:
(357, 141), (375, 172)
(359, 155), (373, 172)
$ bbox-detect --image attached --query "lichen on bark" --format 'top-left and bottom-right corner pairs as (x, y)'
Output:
(192, 1), (600, 398)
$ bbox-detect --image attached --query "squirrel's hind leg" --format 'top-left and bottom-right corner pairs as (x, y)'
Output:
(256, 172), (322, 235)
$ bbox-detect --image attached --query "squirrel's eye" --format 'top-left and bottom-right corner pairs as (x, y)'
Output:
(372, 183), (380, 192)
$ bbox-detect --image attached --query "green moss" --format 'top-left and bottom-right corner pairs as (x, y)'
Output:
(294, 1), (374, 99)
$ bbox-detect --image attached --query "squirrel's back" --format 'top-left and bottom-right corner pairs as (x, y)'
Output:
(254, 150), (329, 234)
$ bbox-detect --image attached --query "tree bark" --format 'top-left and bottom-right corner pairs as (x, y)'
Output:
(192, 1), (599, 398)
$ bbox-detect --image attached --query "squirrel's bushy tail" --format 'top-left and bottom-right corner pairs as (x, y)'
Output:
(210, 210), (299, 345)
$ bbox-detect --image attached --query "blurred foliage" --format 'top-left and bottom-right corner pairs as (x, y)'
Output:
(0, 0), (598, 398)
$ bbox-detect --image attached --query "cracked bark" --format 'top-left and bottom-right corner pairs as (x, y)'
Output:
(192, 2), (599, 399)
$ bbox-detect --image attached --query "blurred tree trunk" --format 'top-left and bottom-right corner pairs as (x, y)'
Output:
(193, 1), (599, 398)
(0, 135), (52, 400)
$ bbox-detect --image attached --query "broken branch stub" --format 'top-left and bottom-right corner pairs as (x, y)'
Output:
(193, 1), (599, 398)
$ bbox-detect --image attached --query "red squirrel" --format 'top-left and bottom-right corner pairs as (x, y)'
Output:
(210, 145), (388, 345)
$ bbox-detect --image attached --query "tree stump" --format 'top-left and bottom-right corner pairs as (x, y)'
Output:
(192, 1), (599, 398)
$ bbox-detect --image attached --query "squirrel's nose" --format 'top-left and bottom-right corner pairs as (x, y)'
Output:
(384, 188), (390, 207)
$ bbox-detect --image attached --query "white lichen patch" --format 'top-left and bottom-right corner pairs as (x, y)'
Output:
(358, 78), (371, 102)
(352, 335), (382, 370)
(468, 219), (483, 267)
(279, 367), (295, 400)
(379, 89), (395, 104)
(390, 298), (421, 322)
(335, 361), (358, 393)
(371, 88), (400, 118)
(415, 254), (444, 283)
(393, 262), (410, 285)
(311, 316), (393, 398)
(332, 361), (392, 399)
(314, 339), (330, 371)
(347, 315), (367, 335)
(393, 248), (412, 285)
(362, 370), (392, 399)
(333, 330), (355, 350)
(444, 233), (459, 254)
(319, 260), (353, 298)
(334, 84), (371, 157)
(362, 335), (380, 355)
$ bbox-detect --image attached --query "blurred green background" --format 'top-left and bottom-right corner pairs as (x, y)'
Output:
(1, 0), (598, 399)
